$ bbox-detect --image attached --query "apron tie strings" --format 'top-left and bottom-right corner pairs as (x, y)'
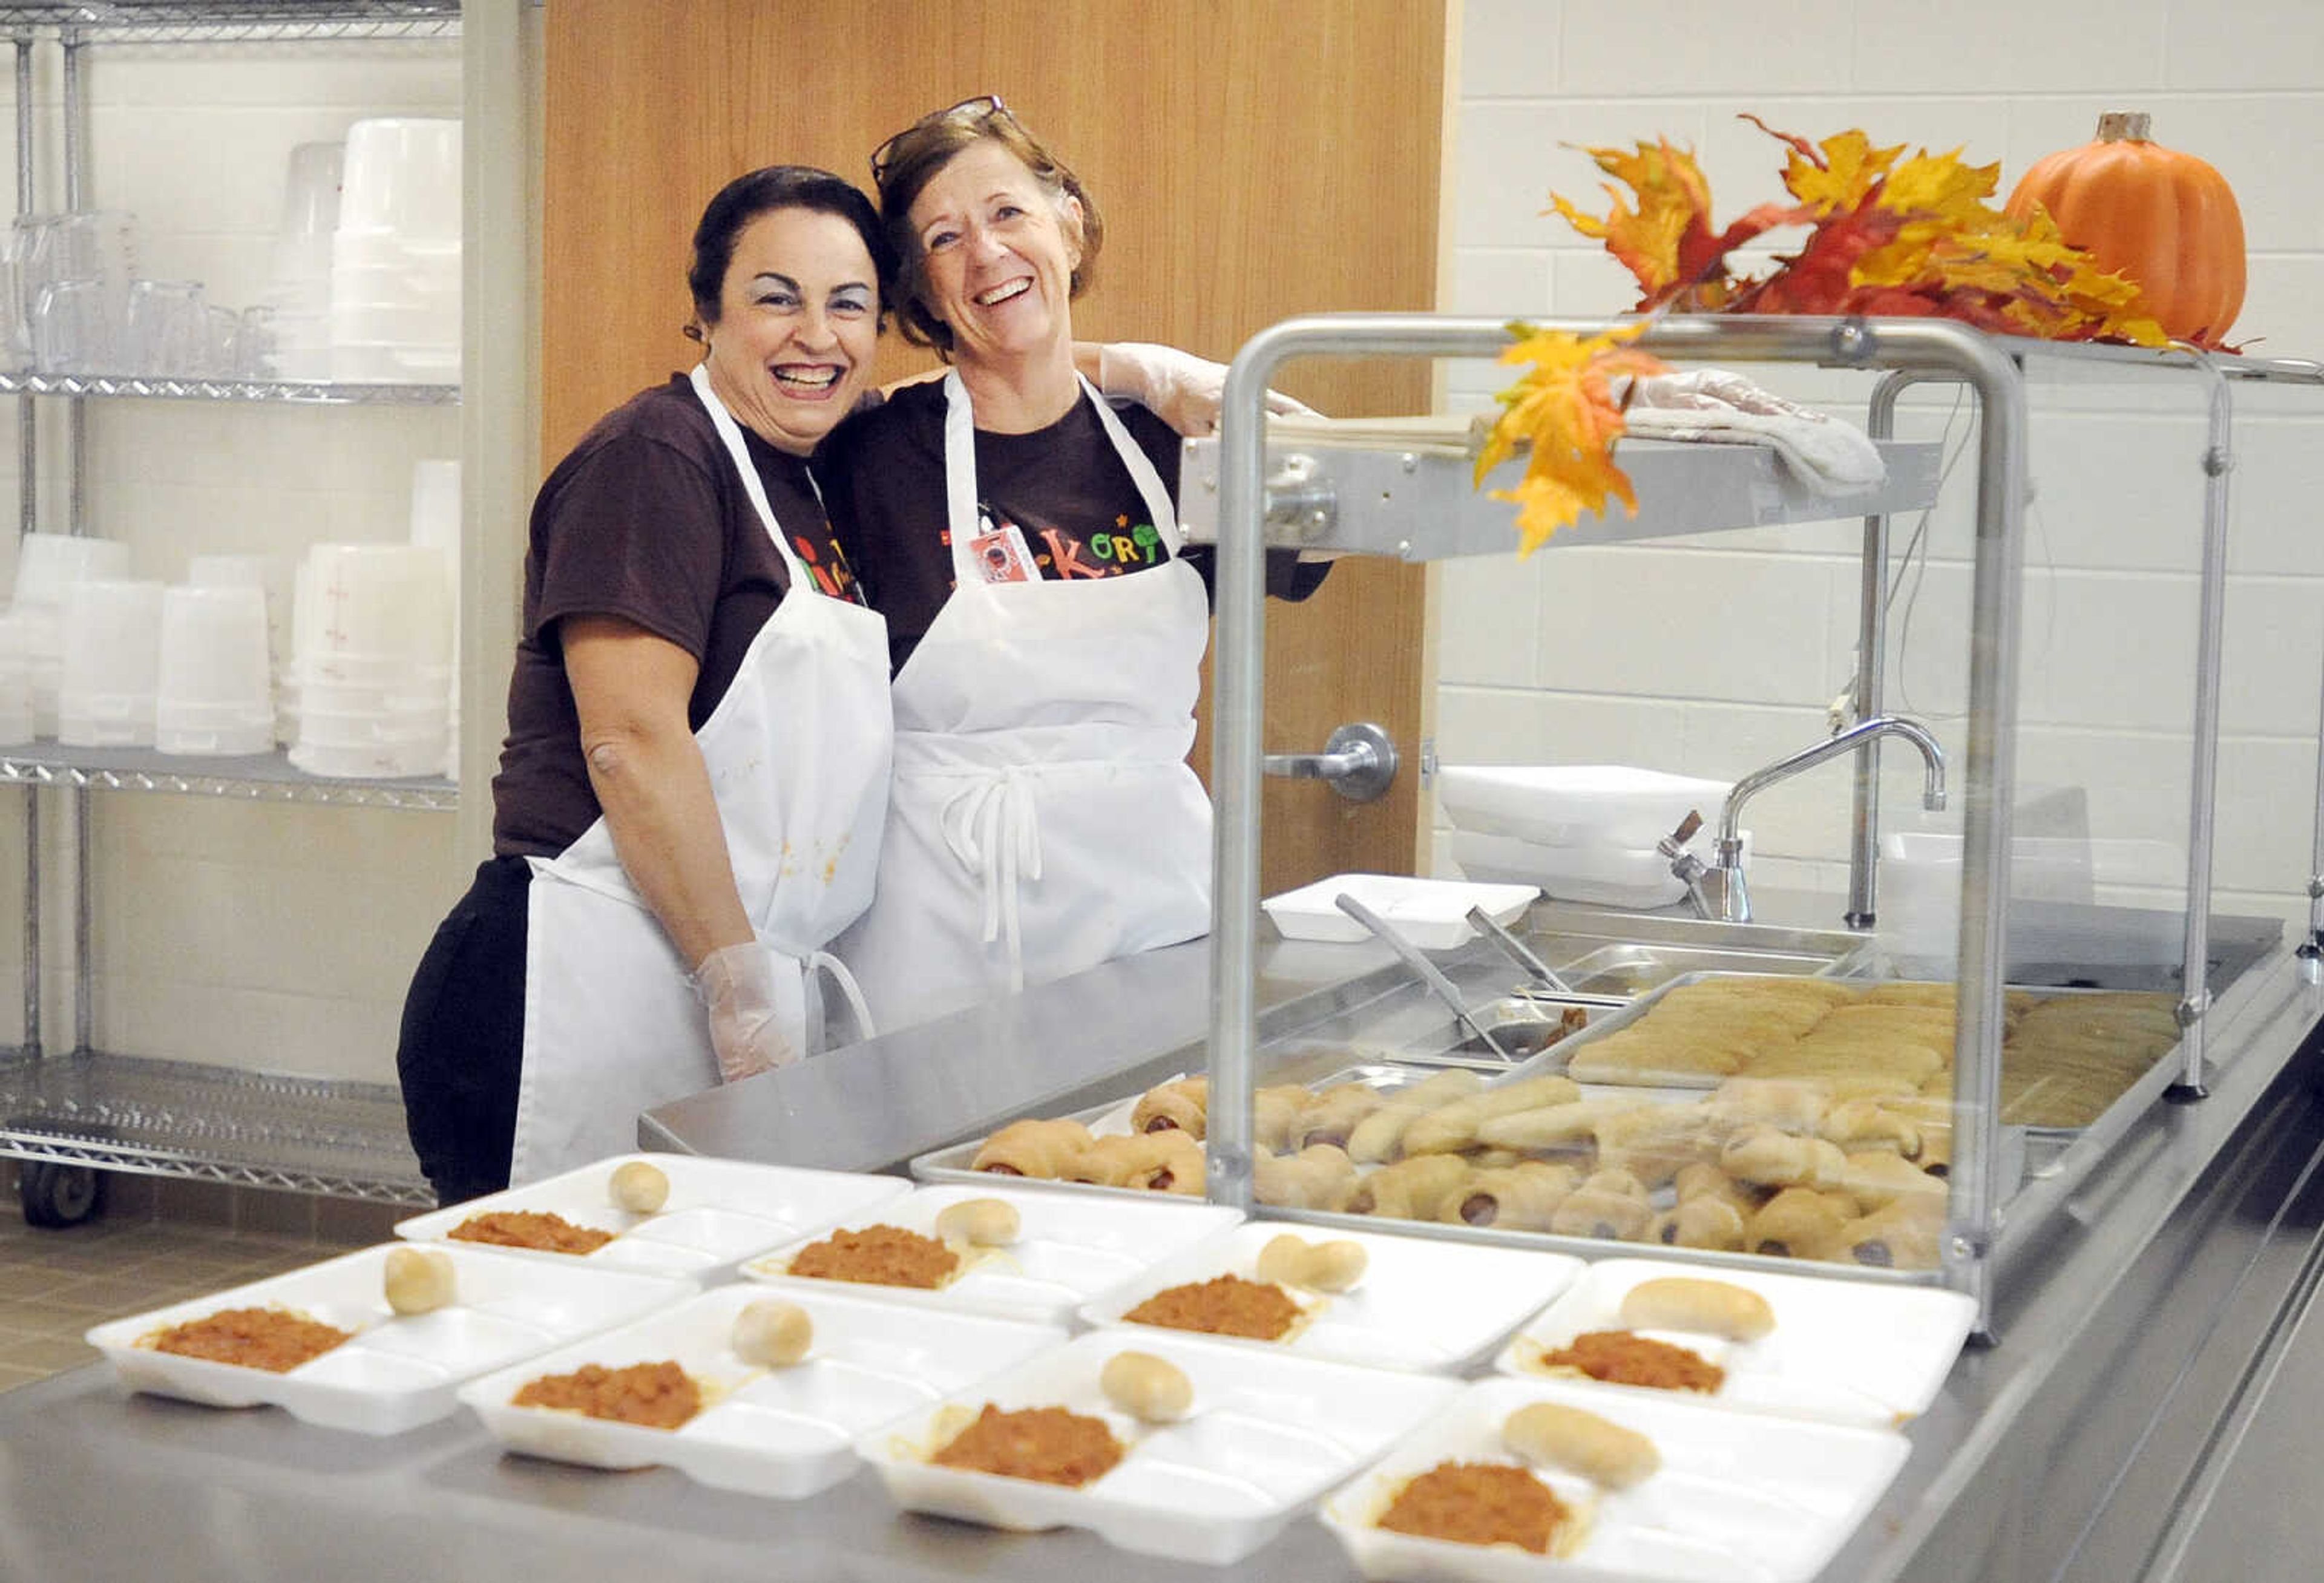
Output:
(937, 765), (1043, 990)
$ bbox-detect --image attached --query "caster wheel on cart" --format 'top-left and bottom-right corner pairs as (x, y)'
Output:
(20, 1163), (104, 1229)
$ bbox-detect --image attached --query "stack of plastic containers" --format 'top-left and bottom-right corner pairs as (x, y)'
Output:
(155, 580), (275, 755)
(288, 540), (453, 778)
(9, 532), (133, 736)
(330, 118), (459, 383)
(258, 140), (342, 380)
(0, 609), (34, 744)
(57, 578), (166, 746)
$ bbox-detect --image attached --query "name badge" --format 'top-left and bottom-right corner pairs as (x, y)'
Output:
(967, 520), (1040, 584)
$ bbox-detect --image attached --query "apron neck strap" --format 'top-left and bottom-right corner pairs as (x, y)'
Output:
(940, 369), (1182, 587)
(689, 362), (816, 589)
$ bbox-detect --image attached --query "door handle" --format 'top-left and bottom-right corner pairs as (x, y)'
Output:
(1262, 721), (1398, 804)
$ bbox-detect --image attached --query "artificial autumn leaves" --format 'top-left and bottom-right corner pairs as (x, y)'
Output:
(1482, 116), (2184, 555)
(1551, 116), (2171, 344)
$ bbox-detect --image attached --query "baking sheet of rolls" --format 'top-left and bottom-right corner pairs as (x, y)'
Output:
(1321, 1374), (1911, 1583)
(457, 1283), (1068, 1496)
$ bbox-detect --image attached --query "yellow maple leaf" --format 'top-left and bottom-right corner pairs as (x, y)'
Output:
(1783, 128), (1905, 212)
(1548, 139), (1719, 297)
(1877, 148), (2000, 220)
(1477, 322), (1670, 557)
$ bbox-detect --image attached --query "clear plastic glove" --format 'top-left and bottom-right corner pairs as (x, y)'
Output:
(690, 940), (797, 1083)
(1616, 368), (1887, 496)
(1097, 341), (1319, 438)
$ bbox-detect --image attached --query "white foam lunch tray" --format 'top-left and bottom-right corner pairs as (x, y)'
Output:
(1081, 1221), (1584, 1374)
(858, 1326), (1462, 1565)
(1494, 1256), (1976, 1429)
(394, 1153), (912, 1280)
(1320, 1374), (1909, 1582)
(456, 1284), (1067, 1498)
(741, 1182), (1243, 1325)
(1436, 765), (1734, 850)
(1263, 872), (1540, 949)
(85, 1242), (691, 1435)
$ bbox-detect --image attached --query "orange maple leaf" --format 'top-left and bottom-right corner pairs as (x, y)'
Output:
(1477, 322), (1670, 557)
(1550, 138), (1797, 310)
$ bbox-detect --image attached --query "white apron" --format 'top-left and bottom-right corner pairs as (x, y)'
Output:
(508, 364), (891, 1185)
(837, 372), (1212, 1033)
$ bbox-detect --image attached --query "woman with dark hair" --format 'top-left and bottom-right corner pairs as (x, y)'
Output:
(395, 166), (901, 1202)
(820, 99), (1328, 1035)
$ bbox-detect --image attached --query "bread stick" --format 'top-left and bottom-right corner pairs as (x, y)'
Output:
(1503, 1401), (1659, 1490)
(1344, 1069), (1486, 1163)
(1618, 1276), (1776, 1341)
(1400, 1075), (1583, 1156)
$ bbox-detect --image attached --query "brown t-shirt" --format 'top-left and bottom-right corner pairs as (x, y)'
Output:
(819, 381), (1325, 674)
(490, 375), (862, 857)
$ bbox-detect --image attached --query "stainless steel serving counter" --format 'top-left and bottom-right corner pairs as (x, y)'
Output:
(5, 909), (2323, 1583)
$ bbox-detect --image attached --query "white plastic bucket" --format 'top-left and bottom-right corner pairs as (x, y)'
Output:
(300, 542), (450, 666)
(57, 578), (164, 746)
(339, 118), (462, 241)
(157, 584), (270, 703)
(12, 533), (130, 608)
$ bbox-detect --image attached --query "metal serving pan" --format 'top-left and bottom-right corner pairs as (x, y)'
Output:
(1547, 940), (1875, 1000)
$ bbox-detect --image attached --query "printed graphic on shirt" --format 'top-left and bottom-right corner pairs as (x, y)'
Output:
(943, 503), (1167, 589)
(790, 522), (866, 605)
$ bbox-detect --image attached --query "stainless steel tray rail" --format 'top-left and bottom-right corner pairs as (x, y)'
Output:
(1209, 313), (2034, 1334)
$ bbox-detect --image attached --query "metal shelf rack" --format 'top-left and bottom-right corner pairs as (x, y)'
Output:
(0, 1050), (429, 1202)
(0, 371), (459, 403)
(0, 1), (457, 45)
(1, 744), (456, 808)
(5, 2), (460, 1214)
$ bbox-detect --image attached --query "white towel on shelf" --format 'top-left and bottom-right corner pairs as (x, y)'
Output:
(1617, 369), (1888, 496)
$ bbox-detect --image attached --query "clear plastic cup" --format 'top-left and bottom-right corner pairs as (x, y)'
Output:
(126, 278), (208, 376)
(33, 277), (117, 375)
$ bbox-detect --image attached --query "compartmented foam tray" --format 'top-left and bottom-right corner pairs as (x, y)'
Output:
(1494, 1257), (1976, 1429)
(1262, 872), (1540, 949)
(741, 1182), (1242, 1325)
(856, 1327), (1463, 1565)
(1080, 1221), (1584, 1374)
(394, 1153), (913, 1279)
(85, 1241), (692, 1435)
(456, 1284), (1067, 1498)
(1320, 1374), (1910, 1583)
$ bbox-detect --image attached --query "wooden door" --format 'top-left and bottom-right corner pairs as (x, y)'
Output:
(542, 0), (1446, 894)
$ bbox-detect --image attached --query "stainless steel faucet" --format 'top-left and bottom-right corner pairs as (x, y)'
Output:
(1704, 715), (1948, 924)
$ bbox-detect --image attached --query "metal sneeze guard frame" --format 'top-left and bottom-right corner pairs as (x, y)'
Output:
(1203, 312), (2033, 1333)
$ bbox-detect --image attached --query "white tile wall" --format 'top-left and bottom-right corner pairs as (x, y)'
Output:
(0, 38), (464, 1079)
(1439, 0), (2324, 942)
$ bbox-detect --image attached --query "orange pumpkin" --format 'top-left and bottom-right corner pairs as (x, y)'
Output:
(2006, 112), (2245, 347)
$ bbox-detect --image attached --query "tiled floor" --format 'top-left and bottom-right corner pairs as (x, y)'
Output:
(0, 1174), (402, 1393)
